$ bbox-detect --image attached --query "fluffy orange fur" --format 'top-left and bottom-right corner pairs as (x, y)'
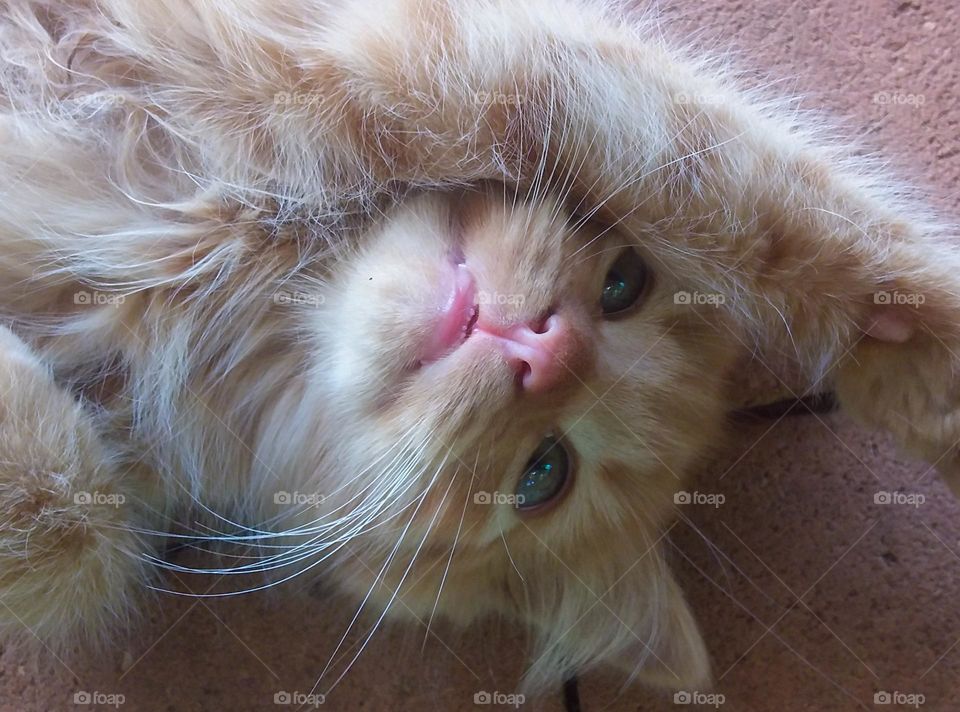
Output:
(0, 0), (957, 698)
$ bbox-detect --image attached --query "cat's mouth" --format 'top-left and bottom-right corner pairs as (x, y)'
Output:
(418, 261), (479, 364)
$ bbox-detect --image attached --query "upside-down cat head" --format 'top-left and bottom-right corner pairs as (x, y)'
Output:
(250, 183), (739, 690)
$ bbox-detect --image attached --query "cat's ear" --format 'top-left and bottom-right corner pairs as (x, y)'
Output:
(519, 559), (710, 694)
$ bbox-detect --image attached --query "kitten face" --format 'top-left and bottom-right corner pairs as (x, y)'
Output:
(298, 183), (738, 687)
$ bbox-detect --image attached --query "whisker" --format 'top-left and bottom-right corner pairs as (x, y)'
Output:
(315, 450), (451, 695)
(423, 451), (478, 650)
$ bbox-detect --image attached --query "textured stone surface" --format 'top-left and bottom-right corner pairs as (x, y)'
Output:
(1, 0), (958, 710)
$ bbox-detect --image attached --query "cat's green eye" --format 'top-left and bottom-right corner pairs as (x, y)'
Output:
(515, 436), (572, 511)
(600, 248), (649, 316)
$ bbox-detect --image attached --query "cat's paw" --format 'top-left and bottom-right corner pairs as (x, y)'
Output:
(836, 304), (960, 494)
(0, 326), (149, 648)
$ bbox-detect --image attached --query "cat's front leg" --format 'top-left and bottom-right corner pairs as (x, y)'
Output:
(0, 325), (151, 648)
(834, 316), (960, 494)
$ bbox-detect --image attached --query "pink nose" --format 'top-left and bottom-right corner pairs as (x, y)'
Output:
(479, 314), (576, 392)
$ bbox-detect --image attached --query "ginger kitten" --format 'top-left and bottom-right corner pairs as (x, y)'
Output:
(0, 0), (957, 698)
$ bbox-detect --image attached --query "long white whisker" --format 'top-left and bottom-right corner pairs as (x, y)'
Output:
(314, 449), (450, 693)
(320, 450), (452, 697)
(423, 451), (477, 650)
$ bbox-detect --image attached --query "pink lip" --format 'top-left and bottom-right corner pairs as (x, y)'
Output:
(419, 263), (478, 364)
